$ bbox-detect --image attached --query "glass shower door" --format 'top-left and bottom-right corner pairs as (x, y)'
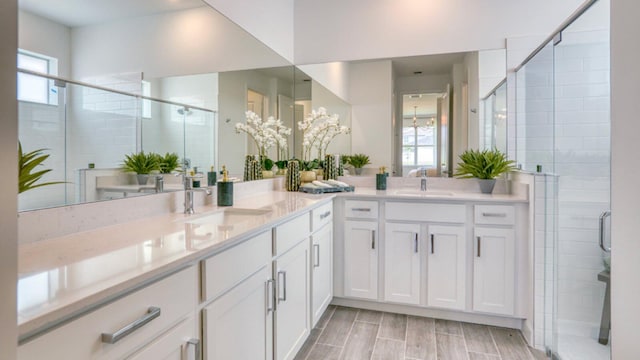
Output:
(552, 0), (611, 358)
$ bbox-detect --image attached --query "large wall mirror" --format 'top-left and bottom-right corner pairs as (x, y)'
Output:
(17, 0), (292, 211)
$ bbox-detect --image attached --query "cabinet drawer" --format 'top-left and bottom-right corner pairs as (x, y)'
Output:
(474, 205), (514, 225)
(202, 230), (271, 302)
(386, 202), (465, 223)
(344, 200), (378, 219)
(274, 213), (311, 256)
(126, 315), (198, 360)
(312, 202), (333, 233)
(18, 266), (198, 360)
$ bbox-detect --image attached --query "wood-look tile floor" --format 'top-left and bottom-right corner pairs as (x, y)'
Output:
(294, 306), (548, 360)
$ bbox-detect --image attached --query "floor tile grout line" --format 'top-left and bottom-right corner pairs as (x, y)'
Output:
(337, 308), (359, 359)
(303, 307), (336, 360)
(460, 322), (471, 360)
(369, 311), (383, 360)
(487, 326), (504, 360)
(402, 314), (408, 360)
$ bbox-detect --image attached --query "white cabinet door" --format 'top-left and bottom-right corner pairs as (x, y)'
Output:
(344, 220), (378, 300)
(203, 265), (273, 360)
(427, 225), (466, 310)
(384, 222), (421, 305)
(473, 227), (515, 315)
(311, 222), (333, 327)
(127, 316), (198, 360)
(275, 239), (310, 360)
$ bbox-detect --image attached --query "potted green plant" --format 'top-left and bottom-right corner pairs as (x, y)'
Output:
(18, 142), (64, 193)
(454, 148), (516, 193)
(348, 153), (371, 175)
(262, 157), (275, 178)
(157, 152), (181, 174)
(274, 160), (288, 176)
(299, 159), (319, 183)
(122, 151), (160, 185)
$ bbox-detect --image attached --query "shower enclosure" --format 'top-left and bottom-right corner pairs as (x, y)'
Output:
(515, 0), (611, 359)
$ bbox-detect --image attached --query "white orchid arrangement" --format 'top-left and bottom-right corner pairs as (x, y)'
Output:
(235, 111), (292, 159)
(298, 107), (351, 161)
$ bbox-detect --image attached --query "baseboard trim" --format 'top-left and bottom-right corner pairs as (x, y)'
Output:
(331, 297), (524, 329)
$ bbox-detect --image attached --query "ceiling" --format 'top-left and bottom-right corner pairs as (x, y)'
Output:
(402, 93), (441, 118)
(392, 52), (468, 77)
(19, 0), (206, 27)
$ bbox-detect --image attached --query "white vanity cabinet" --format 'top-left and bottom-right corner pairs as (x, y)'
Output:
(384, 222), (421, 305)
(201, 230), (273, 360)
(343, 200), (379, 300)
(427, 224), (466, 310)
(18, 266), (199, 360)
(273, 214), (311, 360)
(473, 205), (516, 315)
(385, 202), (467, 310)
(311, 203), (333, 327)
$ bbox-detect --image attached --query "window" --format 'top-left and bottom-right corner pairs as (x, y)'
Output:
(17, 49), (58, 105)
(401, 93), (440, 167)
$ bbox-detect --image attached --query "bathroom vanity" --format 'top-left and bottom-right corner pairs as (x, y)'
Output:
(16, 178), (529, 360)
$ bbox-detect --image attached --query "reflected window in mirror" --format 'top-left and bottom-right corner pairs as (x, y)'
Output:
(17, 49), (58, 105)
(401, 93), (444, 176)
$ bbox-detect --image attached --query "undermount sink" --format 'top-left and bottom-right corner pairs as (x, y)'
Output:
(180, 208), (273, 226)
(393, 189), (455, 197)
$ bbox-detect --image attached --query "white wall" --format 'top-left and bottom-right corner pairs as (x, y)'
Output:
(465, 52), (480, 150)
(611, 0), (640, 357)
(18, 10), (71, 78)
(297, 62), (350, 102)
(203, 0), (294, 63)
(71, 6), (290, 80)
(218, 69), (294, 176)
(395, 73), (451, 94)
(294, 0), (585, 64)
(0, 0), (18, 357)
(349, 60), (394, 170)
(479, 49), (507, 98)
(311, 81), (351, 157)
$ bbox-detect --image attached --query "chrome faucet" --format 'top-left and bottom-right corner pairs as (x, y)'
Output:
(420, 169), (428, 191)
(179, 172), (212, 214)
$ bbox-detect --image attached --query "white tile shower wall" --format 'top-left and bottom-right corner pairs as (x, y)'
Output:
(68, 73), (142, 203)
(553, 30), (610, 338)
(18, 99), (69, 211)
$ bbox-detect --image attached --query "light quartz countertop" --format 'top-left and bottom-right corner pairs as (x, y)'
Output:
(17, 190), (333, 340)
(17, 183), (527, 341)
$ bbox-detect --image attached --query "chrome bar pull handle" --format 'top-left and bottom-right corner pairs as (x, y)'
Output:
(599, 210), (611, 252)
(414, 233), (419, 253)
(477, 236), (481, 257)
(277, 271), (287, 302)
(371, 230), (376, 249)
(266, 279), (275, 313)
(186, 338), (201, 360)
(320, 211), (331, 219)
(352, 207), (371, 212)
(101, 307), (161, 344)
(313, 244), (320, 267)
(482, 212), (507, 218)
(430, 234), (434, 254)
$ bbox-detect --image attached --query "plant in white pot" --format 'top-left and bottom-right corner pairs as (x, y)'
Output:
(122, 151), (160, 185)
(454, 148), (515, 194)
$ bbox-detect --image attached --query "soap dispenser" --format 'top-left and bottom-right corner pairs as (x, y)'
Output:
(376, 166), (388, 190)
(217, 165), (233, 206)
(207, 165), (217, 186)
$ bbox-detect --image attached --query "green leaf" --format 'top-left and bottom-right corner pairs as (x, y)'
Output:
(453, 148), (515, 179)
(18, 141), (66, 194)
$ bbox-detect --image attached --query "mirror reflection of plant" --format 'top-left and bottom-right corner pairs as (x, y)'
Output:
(122, 151), (160, 175)
(235, 111), (291, 158)
(274, 160), (288, 170)
(262, 157), (274, 171)
(454, 148), (515, 179)
(18, 142), (65, 194)
(299, 159), (320, 171)
(348, 153), (371, 168)
(298, 107), (350, 161)
(156, 152), (181, 174)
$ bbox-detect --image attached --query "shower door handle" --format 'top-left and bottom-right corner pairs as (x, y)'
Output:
(599, 210), (611, 252)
